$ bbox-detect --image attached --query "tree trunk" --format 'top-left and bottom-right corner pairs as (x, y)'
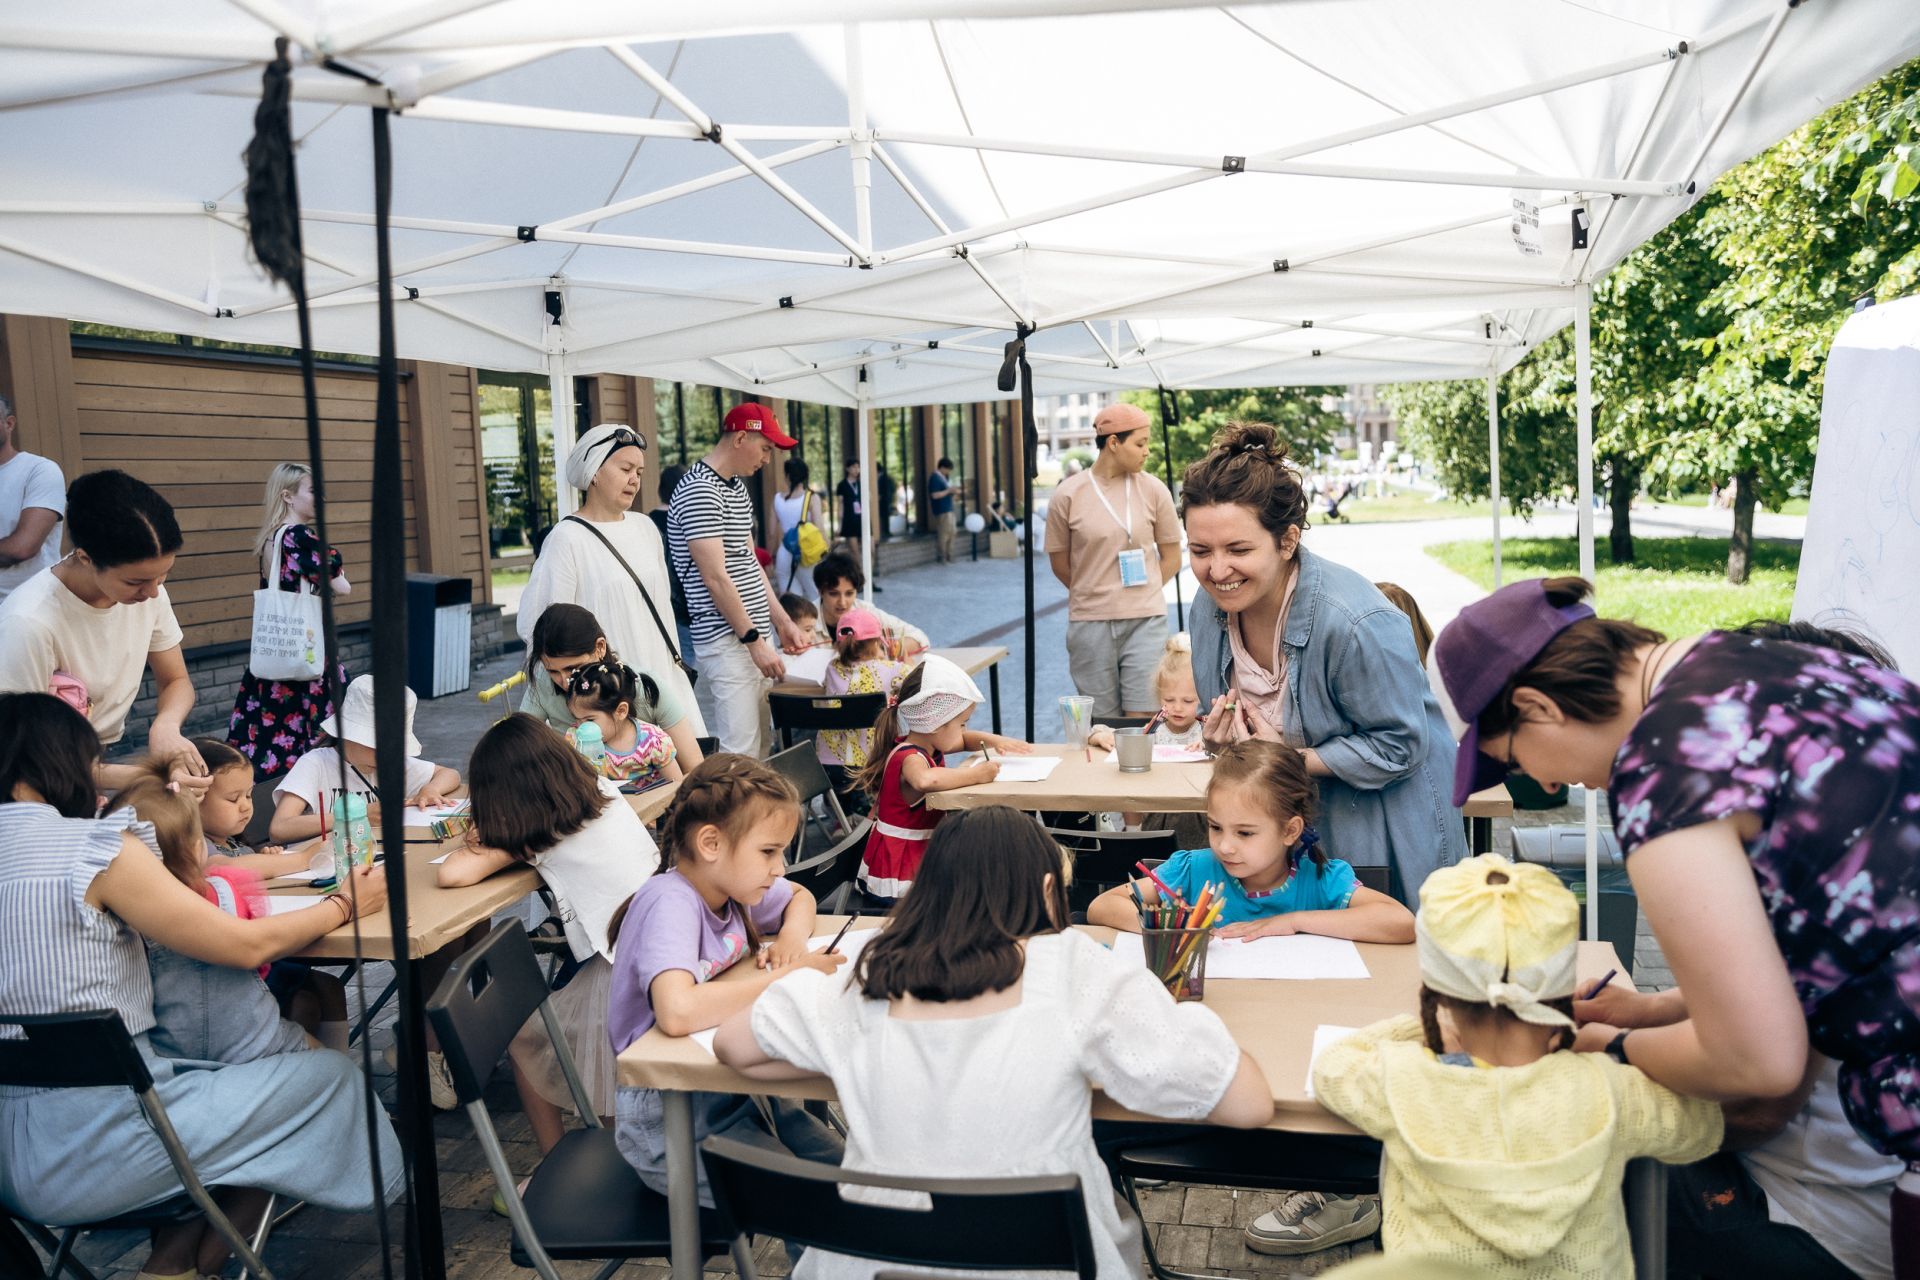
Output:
(1727, 467), (1758, 585)
(1607, 455), (1635, 565)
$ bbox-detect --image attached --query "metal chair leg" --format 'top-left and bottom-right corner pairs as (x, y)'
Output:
(235, 1191), (278, 1280)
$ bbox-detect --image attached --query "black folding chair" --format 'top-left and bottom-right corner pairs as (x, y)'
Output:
(768, 690), (888, 753)
(426, 922), (732, 1280)
(241, 777), (279, 848)
(1092, 713), (1152, 731)
(0, 1011), (278, 1280)
(765, 740), (852, 857)
(783, 817), (871, 915)
(1044, 826), (1181, 912)
(702, 1134), (1099, 1280)
(1113, 1130), (1382, 1280)
(695, 736), (720, 758)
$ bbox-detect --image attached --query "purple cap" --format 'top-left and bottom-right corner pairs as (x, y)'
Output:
(1427, 579), (1593, 806)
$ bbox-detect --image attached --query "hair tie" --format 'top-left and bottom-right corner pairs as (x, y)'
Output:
(1290, 823), (1320, 866)
(165, 780), (181, 794)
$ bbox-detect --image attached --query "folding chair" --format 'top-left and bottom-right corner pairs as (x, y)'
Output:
(1112, 1129), (1382, 1280)
(783, 817), (871, 915)
(1044, 826), (1181, 912)
(0, 1011), (278, 1280)
(426, 921), (732, 1280)
(695, 736), (720, 758)
(1093, 713), (1152, 731)
(768, 690), (887, 753)
(701, 1134), (1099, 1280)
(765, 741), (852, 858)
(241, 777), (279, 848)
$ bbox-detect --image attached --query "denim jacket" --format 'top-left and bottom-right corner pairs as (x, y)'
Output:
(1190, 547), (1465, 900)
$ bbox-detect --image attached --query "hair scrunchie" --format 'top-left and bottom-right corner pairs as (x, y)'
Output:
(1290, 823), (1320, 866)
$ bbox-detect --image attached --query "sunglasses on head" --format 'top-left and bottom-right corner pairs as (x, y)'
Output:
(597, 428), (646, 454)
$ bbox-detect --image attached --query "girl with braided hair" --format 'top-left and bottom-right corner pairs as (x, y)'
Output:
(1180, 420), (1466, 905)
(605, 753), (845, 1206)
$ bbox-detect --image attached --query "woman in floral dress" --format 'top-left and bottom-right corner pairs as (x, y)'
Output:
(1429, 576), (1920, 1272)
(227, 463), (350, 778)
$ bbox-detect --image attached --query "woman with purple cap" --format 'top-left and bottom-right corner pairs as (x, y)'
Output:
(1429, 575), (1920, 1271)
(1183, 422), (1465, 902)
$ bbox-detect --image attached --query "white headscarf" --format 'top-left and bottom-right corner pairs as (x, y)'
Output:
(896, 654), (984, 733)
(565, 423), (644, 492)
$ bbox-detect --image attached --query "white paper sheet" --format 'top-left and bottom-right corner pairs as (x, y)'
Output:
(1152, 744), (1210, 763)
(272, 866), (332, 883)
(690, 1028), (719, 1057)
(265, 894), (321, 915)
(1110, 932), (1370, 981)
(1304, 1025), (1360, 1098)
(403, 799), (470, 828)
(780, 647), (835, 686)
(429, 853), (449, 865)
(986, 755), (1062, 783)
(808, 927), (878, 964)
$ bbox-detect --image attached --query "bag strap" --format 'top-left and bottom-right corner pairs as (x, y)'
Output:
(263, 524), (313, 597)
(562, 515), (685, 667)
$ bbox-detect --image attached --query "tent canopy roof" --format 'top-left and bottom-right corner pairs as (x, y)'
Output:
(3, 0), (1915, 406)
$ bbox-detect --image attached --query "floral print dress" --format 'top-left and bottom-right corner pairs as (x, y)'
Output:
(226, 524), (346, 779)
(1610, 630), (1920, 1161)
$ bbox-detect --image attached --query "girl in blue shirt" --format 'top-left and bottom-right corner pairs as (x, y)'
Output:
(1090, 740), (1414, 943)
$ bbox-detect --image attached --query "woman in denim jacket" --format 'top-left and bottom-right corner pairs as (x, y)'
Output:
(1182, 423), (1465, 901)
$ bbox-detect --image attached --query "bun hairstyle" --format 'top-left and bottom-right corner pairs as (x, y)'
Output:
(1207, 740), (1324, 868)
(1476, 577), (1664, 737)
(108, 759), (209, 894)
(1177, 421), (1309, 546)
(567, 657), (658, 719)
(1153, 632), (1195, 700)
(607, 753), (799, 946)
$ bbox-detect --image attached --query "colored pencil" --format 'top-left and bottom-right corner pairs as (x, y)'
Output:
(1134, 861), (1187, 910)
(823, 914), (860, 955)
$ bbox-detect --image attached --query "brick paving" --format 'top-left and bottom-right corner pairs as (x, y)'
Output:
(38, 523), (1687, 1278)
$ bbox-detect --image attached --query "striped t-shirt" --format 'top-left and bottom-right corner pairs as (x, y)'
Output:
(667, 460), (770, 646)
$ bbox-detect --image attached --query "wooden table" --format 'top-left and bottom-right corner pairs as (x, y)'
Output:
(773, 644), (1009, 733)
(270, 783), (679, 961)
(618, 917), (1635, 1280)
(1463, 782), (1512, 855)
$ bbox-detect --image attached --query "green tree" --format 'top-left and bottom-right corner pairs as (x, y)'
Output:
(1120, 386), (1346, 482)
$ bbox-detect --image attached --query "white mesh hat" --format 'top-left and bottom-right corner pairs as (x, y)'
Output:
(319, 674), (422, 755)
(896, 654), (984, 733)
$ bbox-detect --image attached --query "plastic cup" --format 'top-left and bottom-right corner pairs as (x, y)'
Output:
(1059, 695), (1094, 748)
(1114, 727), (1153, 772)
(1141, 925), (1211, 1001)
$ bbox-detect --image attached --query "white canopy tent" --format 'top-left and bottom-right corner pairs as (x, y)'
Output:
(4, 0), (1917, 942)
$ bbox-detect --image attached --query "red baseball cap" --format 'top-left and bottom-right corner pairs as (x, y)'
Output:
(723, 401), (797, 449)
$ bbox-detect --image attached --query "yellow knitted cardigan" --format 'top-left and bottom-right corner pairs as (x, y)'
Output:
(1314, 1015), (1723, 1280)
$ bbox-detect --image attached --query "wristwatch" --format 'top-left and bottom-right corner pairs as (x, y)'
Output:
(738, 627), (761, 645)
(1603, 1030), (1632, 1065)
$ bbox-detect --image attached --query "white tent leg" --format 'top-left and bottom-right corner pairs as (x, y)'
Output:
(857, 398), (874, 603)
(550, 349), (579, 520)
(1574, 283), (1598, 941)
(1487, 371), (1502, 589)
(846, 24), (873, 260)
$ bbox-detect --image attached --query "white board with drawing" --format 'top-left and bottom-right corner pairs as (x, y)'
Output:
(1792, 296), (1920, 676)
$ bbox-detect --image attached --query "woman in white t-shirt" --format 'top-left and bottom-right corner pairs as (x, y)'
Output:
(773, 457), (822, 601)
(436, 713), (655, 1155)
(0, 469), (208, 794)
(715, 805), (1276, 1280)
(517, 424), (706, 738)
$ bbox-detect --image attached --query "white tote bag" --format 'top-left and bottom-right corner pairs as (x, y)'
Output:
(249, 524), (326, 681)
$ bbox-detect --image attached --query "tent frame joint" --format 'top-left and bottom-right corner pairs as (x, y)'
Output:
(1273, 258), (1289, 272)
(517, 225), (537, 242)
(1221, 155), (1245, 174)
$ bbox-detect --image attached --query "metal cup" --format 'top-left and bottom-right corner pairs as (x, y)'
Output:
(1114, 727), (1153, 772)
(1059, 695), (1094, 748)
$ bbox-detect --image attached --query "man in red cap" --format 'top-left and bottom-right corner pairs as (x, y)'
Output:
(1045, 402), (1183, 716)
(666, 401), (810, 756)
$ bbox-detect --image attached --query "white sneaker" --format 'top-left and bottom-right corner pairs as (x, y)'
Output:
(383, 1043), (460, 1110)
(1243, 1192), (1380, 1256)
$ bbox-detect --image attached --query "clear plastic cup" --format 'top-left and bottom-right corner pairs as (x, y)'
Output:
(1059, 695), (1094, 748)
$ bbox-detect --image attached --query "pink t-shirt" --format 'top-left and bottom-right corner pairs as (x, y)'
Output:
(1226, 566), (1299, 734)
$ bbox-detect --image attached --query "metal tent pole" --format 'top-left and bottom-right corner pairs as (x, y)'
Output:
(549, 347), (578, 519)
(1157, 387), (1185, 630)
(857, 387), (874, 604)
(1487, 371), (1502, 588)
(1574, 283), (1599, 942)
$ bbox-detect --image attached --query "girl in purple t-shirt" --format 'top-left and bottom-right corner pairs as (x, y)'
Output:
(607, 754), (846, 1204)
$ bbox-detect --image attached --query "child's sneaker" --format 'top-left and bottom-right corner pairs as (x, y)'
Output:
(383, 1042), (459, 1110)
(1243, 1192), (1380, 1255)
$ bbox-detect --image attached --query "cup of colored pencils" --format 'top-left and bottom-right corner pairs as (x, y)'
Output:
(1132, 867), (1224, 1002)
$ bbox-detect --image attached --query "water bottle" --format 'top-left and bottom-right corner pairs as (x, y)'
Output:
(573, 721), (607, 776)
(332, 792), (373, 871)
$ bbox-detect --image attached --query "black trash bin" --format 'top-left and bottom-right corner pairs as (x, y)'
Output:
(406, 573), (472, 697)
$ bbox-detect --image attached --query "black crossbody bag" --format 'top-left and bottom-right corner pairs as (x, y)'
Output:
(563, 515), (697, 688)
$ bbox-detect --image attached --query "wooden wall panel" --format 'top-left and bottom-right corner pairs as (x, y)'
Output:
(0, 315), (84, 480)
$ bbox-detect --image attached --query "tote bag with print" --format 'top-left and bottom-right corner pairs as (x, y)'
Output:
(249, 525), (326, 680)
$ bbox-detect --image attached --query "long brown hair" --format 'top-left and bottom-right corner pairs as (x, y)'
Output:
(107, 759), (209, 895)
(856, 806), (1070, 1002)
(468, 714), (609, 860)
(1477, 577), (1664, 738)
(851, 660), (926, 797)
(606, 753), (799, 946)
(1207, 740), (1324, 867)
(1374, 582), (1434, 665)
(1419, 986), (1575, 1056)
(1178, 421), (1310, 544)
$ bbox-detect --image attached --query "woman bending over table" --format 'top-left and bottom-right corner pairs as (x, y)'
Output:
(0, 693), (401, 1280)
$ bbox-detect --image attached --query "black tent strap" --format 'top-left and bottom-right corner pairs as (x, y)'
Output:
(1155, 387), (1186, 633)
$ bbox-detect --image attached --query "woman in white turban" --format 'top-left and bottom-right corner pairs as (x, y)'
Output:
(516, 423), (706, 737)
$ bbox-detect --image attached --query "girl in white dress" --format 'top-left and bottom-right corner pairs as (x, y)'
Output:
(715, 805), (1276, 1279)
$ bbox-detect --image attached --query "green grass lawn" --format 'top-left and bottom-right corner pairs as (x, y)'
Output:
(1336, 484), (1493, 524)
(491, 566), (532, 593)
(1650, 493), (1811, 516)
(1426, 536), (1801, 636)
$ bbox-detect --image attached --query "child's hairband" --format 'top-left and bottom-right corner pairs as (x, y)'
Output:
(1289, 823), (1320, 866)
(165, 780), (181, 794)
